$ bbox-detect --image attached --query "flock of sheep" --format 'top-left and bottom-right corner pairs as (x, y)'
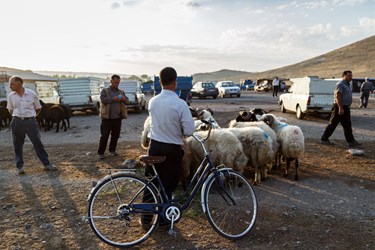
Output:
(0, 100), (71, 133)
(137, 107), (305, 185)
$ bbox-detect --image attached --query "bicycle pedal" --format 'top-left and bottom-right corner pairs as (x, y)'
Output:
(168, 229), (177, 238)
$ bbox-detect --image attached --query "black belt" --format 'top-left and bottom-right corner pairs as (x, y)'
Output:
(15, 117), (35, 120)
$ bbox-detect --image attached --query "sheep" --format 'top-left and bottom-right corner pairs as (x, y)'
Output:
(260, 114), (305, 181)
(225, 127), (274, 184)
(39, 101), (66, 133)
(186, 129), (248, 174)
(47, 105), (67, 133)
(59, 104), (72, 129)
(194, 109), (221, 131)
(228, 119), (279, 169)
(0, 101), (12, 129)
(141, 116), (151, 149)
(234, 110), (257, 122)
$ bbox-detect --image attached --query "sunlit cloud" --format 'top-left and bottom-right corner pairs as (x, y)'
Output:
(358, 17), (375, 31)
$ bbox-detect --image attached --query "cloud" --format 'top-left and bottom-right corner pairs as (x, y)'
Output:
(111, 2), (121, 9)
(358, 17), (375, 31)
(186, 1), (201, 9)
(332, 0), (366, 6)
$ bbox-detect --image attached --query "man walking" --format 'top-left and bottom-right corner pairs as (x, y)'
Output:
(320, 70), (361, 148)
(359, 77), (373, 108)
(97, 74), (129, 159)
(6, 76), (57, 174)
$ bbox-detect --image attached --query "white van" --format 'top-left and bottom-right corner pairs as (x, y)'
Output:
(279, 76), (336, 119)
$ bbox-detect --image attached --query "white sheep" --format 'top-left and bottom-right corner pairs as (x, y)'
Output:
(225, 127), (274, 184)
(141, 116), (151, 149)
(194, 109), (221, 131)
(186, 129), (248, 174)
(228, 119), (279, 169)
(260, 114), (305, 181)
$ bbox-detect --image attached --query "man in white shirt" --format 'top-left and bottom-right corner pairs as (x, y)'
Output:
(142, 67), (194, 227)
(272, 76), (280, 97)
(6, 76), (57, 174)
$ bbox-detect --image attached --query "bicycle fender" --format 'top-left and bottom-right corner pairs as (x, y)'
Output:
(87, 171), (140, 202)
(200, 168), (233, 213)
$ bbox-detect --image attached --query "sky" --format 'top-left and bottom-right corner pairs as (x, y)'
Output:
(1, 0), (375, 76)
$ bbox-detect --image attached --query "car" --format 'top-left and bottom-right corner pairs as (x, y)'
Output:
(215, 81), (241, 98)
(191, 81), (218, 99)
(240, 79), (254, 91)
(278, 76), (336, 119)
(254, 80), (272, 92)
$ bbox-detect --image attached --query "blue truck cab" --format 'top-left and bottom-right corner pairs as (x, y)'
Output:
(153, 76), (193, 105)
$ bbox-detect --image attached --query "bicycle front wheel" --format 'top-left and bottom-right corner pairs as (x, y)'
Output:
(88, 173), (160, 248)
(203, 169), (257, 239)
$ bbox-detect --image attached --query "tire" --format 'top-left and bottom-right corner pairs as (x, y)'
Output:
(93, 103), (100, 115)
(280, 102), (286, 113)
(203, 169), (257, 239)
(237, 94), (241, 97)
(88, 173), (160, 248)
(296, 105), (304, 119)
(213, 95), (217, 99)
(136, 106), (141, 114)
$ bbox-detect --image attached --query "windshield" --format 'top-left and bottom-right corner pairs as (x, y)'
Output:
(222, 82), (235, 87)
(202, 82), (215, 88)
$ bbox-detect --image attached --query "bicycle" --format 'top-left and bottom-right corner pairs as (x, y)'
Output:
(86, 120), (258, 248)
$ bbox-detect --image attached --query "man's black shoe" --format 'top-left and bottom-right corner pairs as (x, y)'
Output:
(320, 139), (334, 145)
(348, 140), (362, 147)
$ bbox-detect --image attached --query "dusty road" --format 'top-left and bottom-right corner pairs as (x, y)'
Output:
(0, 91), (374, 249)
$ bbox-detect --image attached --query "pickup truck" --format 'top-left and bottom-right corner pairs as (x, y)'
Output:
(104, 80), (146, 114)
(153, 76), (192, 105)
(58, 77), (102, 114)
(1, 81), (60, 104)
(279, 76), (336, 119)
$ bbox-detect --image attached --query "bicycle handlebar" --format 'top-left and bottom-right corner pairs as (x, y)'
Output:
(192, 119), (213, 143)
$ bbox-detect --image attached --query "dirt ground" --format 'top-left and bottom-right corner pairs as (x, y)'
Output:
(0, 92), (374, 250)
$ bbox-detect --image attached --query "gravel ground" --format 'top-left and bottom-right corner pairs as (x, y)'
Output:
(0, 91), (374, 249)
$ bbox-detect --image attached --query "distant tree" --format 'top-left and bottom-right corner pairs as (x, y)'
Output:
(128, 75), (142, 81)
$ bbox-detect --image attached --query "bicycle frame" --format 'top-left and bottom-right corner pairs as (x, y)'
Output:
(126, 129), (230, 219)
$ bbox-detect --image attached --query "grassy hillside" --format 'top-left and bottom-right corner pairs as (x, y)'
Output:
(193, 35), (375, 83)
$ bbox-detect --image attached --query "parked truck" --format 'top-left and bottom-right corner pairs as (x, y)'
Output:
(58, 77), (102, 114)
(153, 76), (192, 105)
(104, 80), (146, 114)
(0, 81), (59, 104)
(278, 76), (337, 119)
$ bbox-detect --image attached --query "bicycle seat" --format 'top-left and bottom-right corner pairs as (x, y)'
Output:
(139, 155), (166, 165)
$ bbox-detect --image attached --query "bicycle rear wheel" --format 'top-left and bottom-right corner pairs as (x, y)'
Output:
(203, 169), (257, 239)
(88, 172), (160, 248)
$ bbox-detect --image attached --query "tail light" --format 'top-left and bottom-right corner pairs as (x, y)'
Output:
(307, 96), (311, 106)
(88, 96), (93, 103)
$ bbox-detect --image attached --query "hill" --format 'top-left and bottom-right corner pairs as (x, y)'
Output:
(193, 35), (375, 82)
